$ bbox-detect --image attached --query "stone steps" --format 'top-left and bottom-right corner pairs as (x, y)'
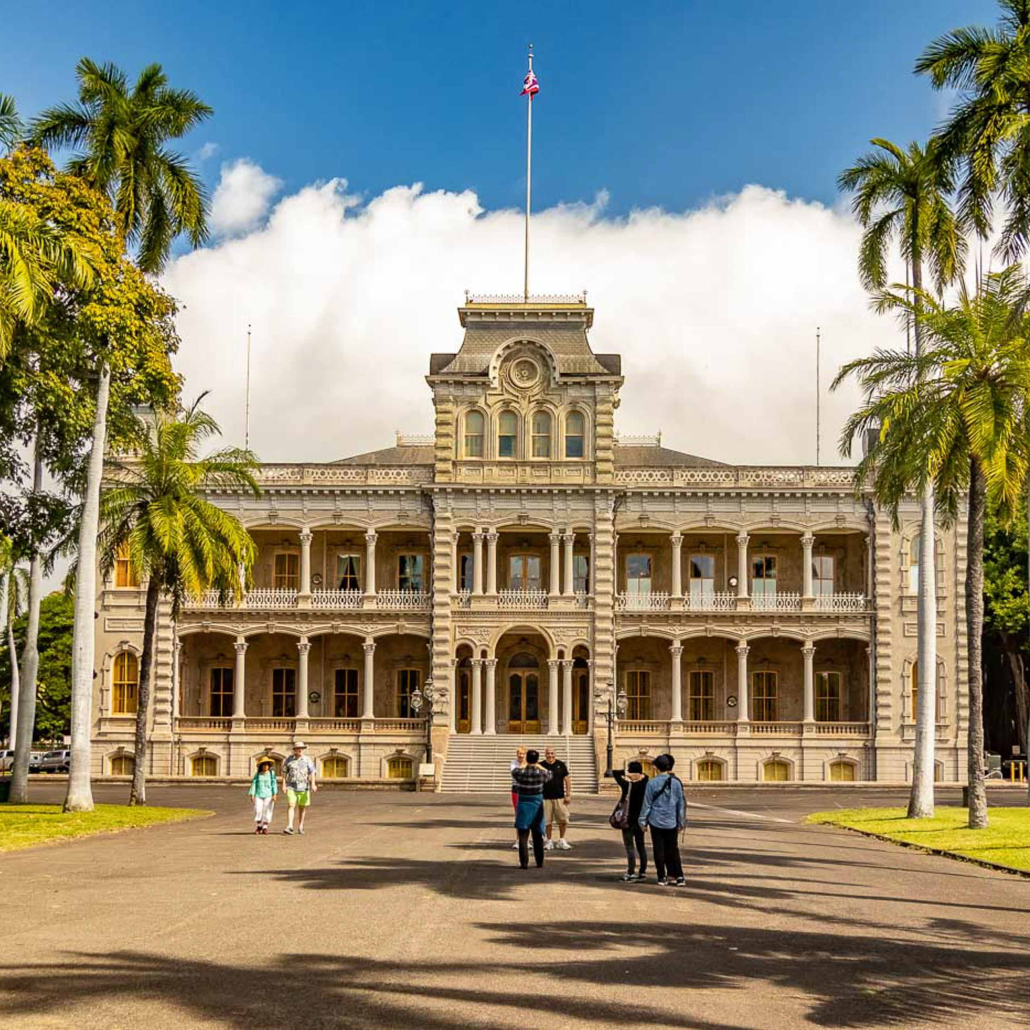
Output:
(440, 735), (598, 793)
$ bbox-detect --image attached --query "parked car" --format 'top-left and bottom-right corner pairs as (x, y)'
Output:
(39, 750), (71, 773)
(0, 749), (14, 773)
(28, 752), (45, 773)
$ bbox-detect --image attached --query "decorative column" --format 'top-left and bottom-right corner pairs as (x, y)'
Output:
(364, 530), (377, 597)
(547, 659), (560, 734)
(362, 639), (376, 720)
(472, 531), (485, 595)
(802, 641), (816, 723)
(233, 637), (248, 719)
(470, 658), (483, 734)
(735, 643), (750, 723)
(670, 642), (683, 722)
(549, 532), (561, 597)
(865, 533), (874, 599)
(296, 638), (311, 720)
(451, 531), (460, 593)
(171, 638), (182, 723)
(484, 658), (498, 734)
(588, 532), (596, 595)
(670, 533), (683, 600)
(486, 532), (499, 595)
(736, 533), (750, 600)
(563, 531), (576, 597)
(299, 528), (313, 599)
(561, 659), (574, 734)
(801, 533), (815, 602)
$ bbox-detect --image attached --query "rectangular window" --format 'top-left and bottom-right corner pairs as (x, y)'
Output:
(210, 667), (234, 717)
(274, 552), (299, 590)
(573, 554), (590, 594)
(398, 554), (424, 591)
(625, 669), (652, 720)
(812, 555), (835, 596)
(334, 668), (359, 718)
(498, 411), (518, 458)
(752, 670), (778, 721)
(397, 668), (421, 717)
(531, 411), (552, 458)
(626, 554), (652, 595)
(816, 671), (842, 722)
(336, 553), (361, 591)
(272, 667), (297, 717)
(459, 553), (474, 592)
(508, 554), (542, 591)
(689, 555), (715, 598)
(751, 555), (777, 598)
(688, 670), (715, 721)
(114, 542), (138, 588)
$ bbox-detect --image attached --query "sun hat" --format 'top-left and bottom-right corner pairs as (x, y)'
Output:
(292, 741), (307, 750)
(256, 757), (275, 768)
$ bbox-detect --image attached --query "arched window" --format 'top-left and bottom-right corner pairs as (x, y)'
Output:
(191, 754), (217, 777)
(531, 410), (552, 458)
(565, 411), (585, 458)
(322, 755), (349, 777)
(696, 759), (724, 781)
(763, 759), (791, 782)
(112, 652), (139, 714)
(114, 542), (138, 588)
(829, 760), (855, 782)
(110, 754), (135, 776)
(498, 411), (518, 458)
(387, 756), (414, 779)
(464, 411), (484, 457)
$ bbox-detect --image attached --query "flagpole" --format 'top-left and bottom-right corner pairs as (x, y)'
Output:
(524, 44), (533, 302)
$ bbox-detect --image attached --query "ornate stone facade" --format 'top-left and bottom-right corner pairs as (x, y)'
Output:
(91, 296), (968, 787)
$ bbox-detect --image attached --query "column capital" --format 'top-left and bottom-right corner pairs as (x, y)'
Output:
(300, 527), (313, 544)
(549, 531), (562, 543)
(669, 643), (684, 657)
(449, 657), (459, 668)
(470, 657), (484, 667)
(362, 640), (376, 656)
(234, 640), (248, 655)
(670, 531), (683, 545)
(484, 657), (498, 668)
(560, 658), (574, 668)
(297, 639), (312, 656)
(801, 644), (816, 658)
(365, 529), (378, 542)
(562, 530), (576, 542)
(735, 642), (750, 656)
(472, 530), (486, 541)
(736, 531), (750, 545)
(801, 532), (815, 548)
(486, 530), (499, 543)
(173, 639), (182, 656)
(547, 658), (561, 669)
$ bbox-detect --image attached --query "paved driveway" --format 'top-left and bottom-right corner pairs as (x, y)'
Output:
(1, 784), (1028, 1029)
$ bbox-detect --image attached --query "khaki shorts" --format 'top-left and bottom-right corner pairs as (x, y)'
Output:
(544, 798), (570, 825)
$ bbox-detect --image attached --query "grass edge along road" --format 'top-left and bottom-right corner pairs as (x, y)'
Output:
(0, 803), (212, 853)
(807, 807), (1030, 875)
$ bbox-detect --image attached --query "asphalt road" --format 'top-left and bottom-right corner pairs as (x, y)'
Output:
(1, 783), (1028, 1029)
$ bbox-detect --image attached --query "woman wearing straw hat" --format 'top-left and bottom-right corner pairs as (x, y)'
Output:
(247, 757), (279, 834)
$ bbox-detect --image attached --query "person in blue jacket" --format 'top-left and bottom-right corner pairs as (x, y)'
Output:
(638, 753), (686, 886)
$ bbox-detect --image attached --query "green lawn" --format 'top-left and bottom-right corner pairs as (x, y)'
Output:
(0, 803), (212, 853)
(807, 807), (1030, 874)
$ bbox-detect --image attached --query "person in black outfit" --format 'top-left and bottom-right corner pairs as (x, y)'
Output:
(540, 745), (573, 850)
(612, 760), (649, 881)
(511, 748), (552, 869)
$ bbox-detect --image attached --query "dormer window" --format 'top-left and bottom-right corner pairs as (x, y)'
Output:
(499, 411), (518, 458)
(531, 411), (552, 458)
(565, 411), (585, 458)
(464, 411), (484, 457)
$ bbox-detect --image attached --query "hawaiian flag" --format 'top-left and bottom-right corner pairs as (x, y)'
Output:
(520, 70), (540, 97)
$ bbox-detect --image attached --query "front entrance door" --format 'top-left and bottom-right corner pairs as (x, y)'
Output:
(508, 672), (541, 733)
(572, 666), (590, 734)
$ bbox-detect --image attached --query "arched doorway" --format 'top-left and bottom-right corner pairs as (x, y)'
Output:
(455, 646), (473, 733)
(572, 650), (590, 734)
(507, 651), (541, 733)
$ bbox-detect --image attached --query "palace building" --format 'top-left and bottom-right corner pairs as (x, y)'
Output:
(91, 293), (969, 788)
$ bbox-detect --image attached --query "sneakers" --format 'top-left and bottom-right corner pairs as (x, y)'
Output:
(512, 840), (520, 849)
(674, 876), (686, 887)
(633, 872), (648, 882)
(656, 877), (669, 886)
(254, 826), (262, 835)
(621, 872), (636, 882)
(298, 827), (305, 835)
(544, 840), (555, 851)
(556, 839), (572, 851)
(283, 827), (294, 835)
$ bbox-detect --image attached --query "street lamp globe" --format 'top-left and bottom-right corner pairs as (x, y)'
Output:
(410, 688), (424, 713)
(616, 690), (628, 716)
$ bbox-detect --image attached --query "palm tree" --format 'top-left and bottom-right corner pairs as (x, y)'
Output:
(838, 138), (967, 818)
(834, 267), (1030, 829)
(29, 59), (212, 273)
(916, 0), (1030, 261)
(0, 94), (21, 152)
(0, 539), (28, 749)
(98, 399), (258, 805)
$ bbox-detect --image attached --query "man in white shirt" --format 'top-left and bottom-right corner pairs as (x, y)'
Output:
(282, 741), (317, 835)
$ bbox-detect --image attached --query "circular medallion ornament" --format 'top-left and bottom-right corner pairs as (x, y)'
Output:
(511, 357), (540, 388)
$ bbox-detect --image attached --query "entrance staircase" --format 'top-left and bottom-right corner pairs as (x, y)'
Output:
(440, 735), (599, 794)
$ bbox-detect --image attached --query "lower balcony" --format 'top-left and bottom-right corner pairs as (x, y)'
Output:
(172, 715), (424, 735)
(184, 589), (432, 613)
(617, 719), (872, 738)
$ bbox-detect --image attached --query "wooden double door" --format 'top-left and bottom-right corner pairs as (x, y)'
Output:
(508, 670), (541, 733)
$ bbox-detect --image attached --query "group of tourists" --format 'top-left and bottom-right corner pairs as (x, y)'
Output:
(247, 742), (317, 835)
(509, 746), (688, 886)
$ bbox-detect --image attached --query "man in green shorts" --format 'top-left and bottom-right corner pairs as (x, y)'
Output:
(282, 741), (317, 835)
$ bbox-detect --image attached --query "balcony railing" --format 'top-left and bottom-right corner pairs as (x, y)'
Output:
(187, 588), (298, 610)
(312, 589), (363, 609)
(683, 592), (736, 612)
(616, 591), (671, 611)
(749, 721), (805, 734)
(375, 589), (431, 611)
(497, 589), (549, 610)
(813, 721), (871, 735)
(175, 717), (232, 731)
(616, 719), (871, 737)
(812, 592), (869, 613)
(185, 588), (431, 613)
(750, 592), (801, 612)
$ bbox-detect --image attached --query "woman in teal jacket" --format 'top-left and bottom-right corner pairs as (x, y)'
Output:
(248, 758), (278, 834)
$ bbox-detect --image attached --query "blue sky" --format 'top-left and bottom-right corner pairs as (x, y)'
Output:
(1, 0), (1002, 215)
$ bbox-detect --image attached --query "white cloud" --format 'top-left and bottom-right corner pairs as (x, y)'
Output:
(163, 169), (897, 467)
(208, 158), (283, 237)
(195, 141), (219, 162)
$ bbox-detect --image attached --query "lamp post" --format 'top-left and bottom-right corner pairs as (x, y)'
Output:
(600, 681), (628, 775)
(409, 677), (436, 765)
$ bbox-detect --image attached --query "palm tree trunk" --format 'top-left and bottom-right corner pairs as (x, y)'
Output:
(129, 577), (160, 806)
(64, 361), (111, 813)
(9, 446), (44, 804)
(966, 456), (988, 828)
(7, 602), (19, 752)
(1026, 470), (1030, 805)
(908, 254), (938, 819)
